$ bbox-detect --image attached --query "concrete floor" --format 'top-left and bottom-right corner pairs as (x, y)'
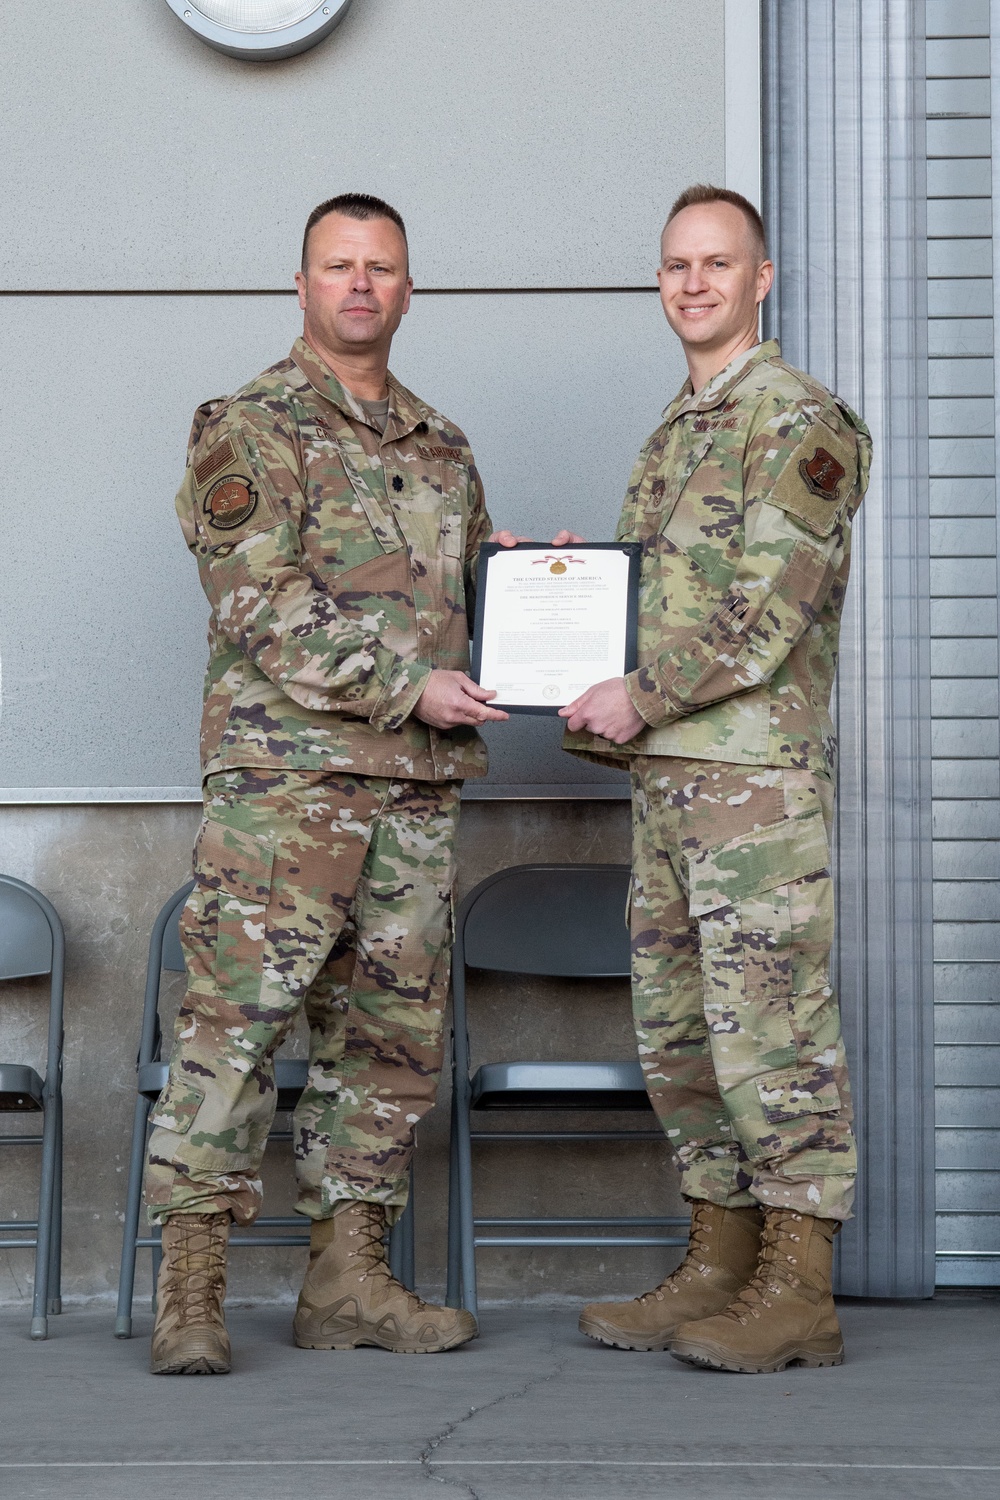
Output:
(1, 1295), (997, 1500)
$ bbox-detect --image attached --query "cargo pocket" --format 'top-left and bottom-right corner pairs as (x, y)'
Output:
(149, 1076), (205, 1136)
(756, 1065), (841, 1125)
(685, 806), (831, 1096)
(194, 817), (275, 1008)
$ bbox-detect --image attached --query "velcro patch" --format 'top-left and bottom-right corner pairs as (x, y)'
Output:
(769, 420), (858, 538)
(194, 436), (236, 488)
(415, 443), (464, 462)
(203, 475), (257, 531)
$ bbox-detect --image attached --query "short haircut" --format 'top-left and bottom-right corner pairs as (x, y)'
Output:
(663, 184), (768, 262)
(301, 193), (408, 271)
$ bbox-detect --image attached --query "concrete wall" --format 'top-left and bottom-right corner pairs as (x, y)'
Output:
(0, 797), (693, 1307)
(0, 0), (726, 1304)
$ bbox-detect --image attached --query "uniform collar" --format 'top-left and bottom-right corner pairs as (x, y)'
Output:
(289, 336), (430, 439)
(663, 338), (781, 423)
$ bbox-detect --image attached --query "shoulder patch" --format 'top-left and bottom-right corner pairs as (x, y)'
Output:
(203, 475), (257, 531)
(189, 426), (279, 545)
(194, 437), (236, 488)
(769, 420), (859, 539)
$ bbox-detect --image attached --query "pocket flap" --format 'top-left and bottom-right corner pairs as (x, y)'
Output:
(756, 1065), (841, 1125)
(195, 818), (274, 903)
(687, 804), (829, 917)
(149, 1075), (205, 1136)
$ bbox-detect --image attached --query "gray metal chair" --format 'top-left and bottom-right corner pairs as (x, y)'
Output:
(115, 881), (414, 1337)
(0, 875), (65, 1339)
(447, 863), (688, 1317)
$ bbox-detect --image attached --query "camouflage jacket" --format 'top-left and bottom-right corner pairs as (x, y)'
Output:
(176, 337), (492, 782)
(565, 340), (872, 775)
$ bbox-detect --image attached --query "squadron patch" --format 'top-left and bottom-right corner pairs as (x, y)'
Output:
(799, 447), (846, 502)
(770, 423), (858, 539)
(203, 475), (257, 530)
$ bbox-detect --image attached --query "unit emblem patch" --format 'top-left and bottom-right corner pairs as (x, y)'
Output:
(203, 475), (257, 530)
(799, 447), (846, 501)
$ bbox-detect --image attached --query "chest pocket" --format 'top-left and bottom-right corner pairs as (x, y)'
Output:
(659, 435), (742, 588)
(656, 434), (714, 535)
(333, 433), (405, 557)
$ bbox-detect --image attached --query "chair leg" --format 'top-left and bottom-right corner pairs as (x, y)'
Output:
(446, 1088), (461, 1307)
(401, 1163), (415, 1291)
(453, 1084), (478, 1320)
(30, 1098), (59, 1340)
(47, 1093), (63, 1314)
(150, 1228), (163, 1314)
(387, 1164), (416, 1290)
(387, 1203), (404, 1283)
(115, 1096), (152, 1338)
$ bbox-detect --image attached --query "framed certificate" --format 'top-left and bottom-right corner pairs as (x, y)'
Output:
(470, 542), (641, 714)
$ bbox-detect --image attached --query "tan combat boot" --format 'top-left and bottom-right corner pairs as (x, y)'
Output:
(669, 1209), (844, 1372)
(293, 1202), (478, 1353)
(578, 1199), (763, 1351)
(150, 1212), (231, 1375)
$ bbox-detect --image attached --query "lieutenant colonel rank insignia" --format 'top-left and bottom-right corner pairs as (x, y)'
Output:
(203, 475), (257, 530)
(799, 447), (846, 502)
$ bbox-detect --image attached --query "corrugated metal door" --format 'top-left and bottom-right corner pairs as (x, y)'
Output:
(928, 0), (1000, 1286)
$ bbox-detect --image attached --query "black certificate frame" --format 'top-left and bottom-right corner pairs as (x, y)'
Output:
(469, 541), (642, 716)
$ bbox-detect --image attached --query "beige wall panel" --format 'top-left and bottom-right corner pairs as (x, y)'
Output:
(0, 0), (724, 290)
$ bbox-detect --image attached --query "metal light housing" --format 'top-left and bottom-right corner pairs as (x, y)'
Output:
(165, 0), (353, 61)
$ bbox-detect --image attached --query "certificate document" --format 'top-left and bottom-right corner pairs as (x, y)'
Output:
(470, 542), (641, 714)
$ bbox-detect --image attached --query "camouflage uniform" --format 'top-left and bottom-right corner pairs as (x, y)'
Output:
(566, 340), (871, 1221)
(146, 338), (491, 1224)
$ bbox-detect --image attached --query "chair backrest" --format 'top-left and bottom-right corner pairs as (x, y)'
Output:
(0, 879), (54, 980)
(137, 882), (194, 1067)
(0, 876), (66, 1081)
(458, 864), (631, 978)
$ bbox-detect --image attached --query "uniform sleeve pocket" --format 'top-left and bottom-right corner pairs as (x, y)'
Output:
(195, 818), (274, 902)
(686, 804), (830, 917)
(756, 1065), (841, 1124)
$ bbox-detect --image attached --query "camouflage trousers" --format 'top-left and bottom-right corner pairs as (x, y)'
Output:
(630, 757), (856, 1221)
(145, 769), (459, 1225)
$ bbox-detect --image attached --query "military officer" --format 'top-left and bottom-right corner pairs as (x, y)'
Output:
(562, 185), (871, 1373)
(146, 193), (513, 1373)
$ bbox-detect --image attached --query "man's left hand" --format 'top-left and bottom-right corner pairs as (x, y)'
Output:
(558, 677), (646, 744)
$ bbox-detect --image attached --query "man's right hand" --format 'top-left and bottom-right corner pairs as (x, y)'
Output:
(414, 670), (509, 729)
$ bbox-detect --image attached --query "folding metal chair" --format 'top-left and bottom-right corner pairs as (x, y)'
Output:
(447, 863), (688, 1317)
(0, 875), (65, 1339)
(115, 881), (413, 1337)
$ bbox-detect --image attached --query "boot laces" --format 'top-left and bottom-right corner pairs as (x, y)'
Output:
(636, 1201), (715, 1304)
(164, 1216), (227, 1327)
(719, 1210), (803, 1323)
(347, 1205), (425, 1313)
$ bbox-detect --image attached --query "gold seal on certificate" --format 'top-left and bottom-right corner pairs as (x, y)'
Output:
(471, 543), (641, 714)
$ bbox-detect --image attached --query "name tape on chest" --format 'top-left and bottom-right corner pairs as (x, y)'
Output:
(415, 443), (464, 463)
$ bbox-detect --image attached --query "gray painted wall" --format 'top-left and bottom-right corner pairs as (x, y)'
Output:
(0, 0), (729, 1304)
(0, 0), (724, 797)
